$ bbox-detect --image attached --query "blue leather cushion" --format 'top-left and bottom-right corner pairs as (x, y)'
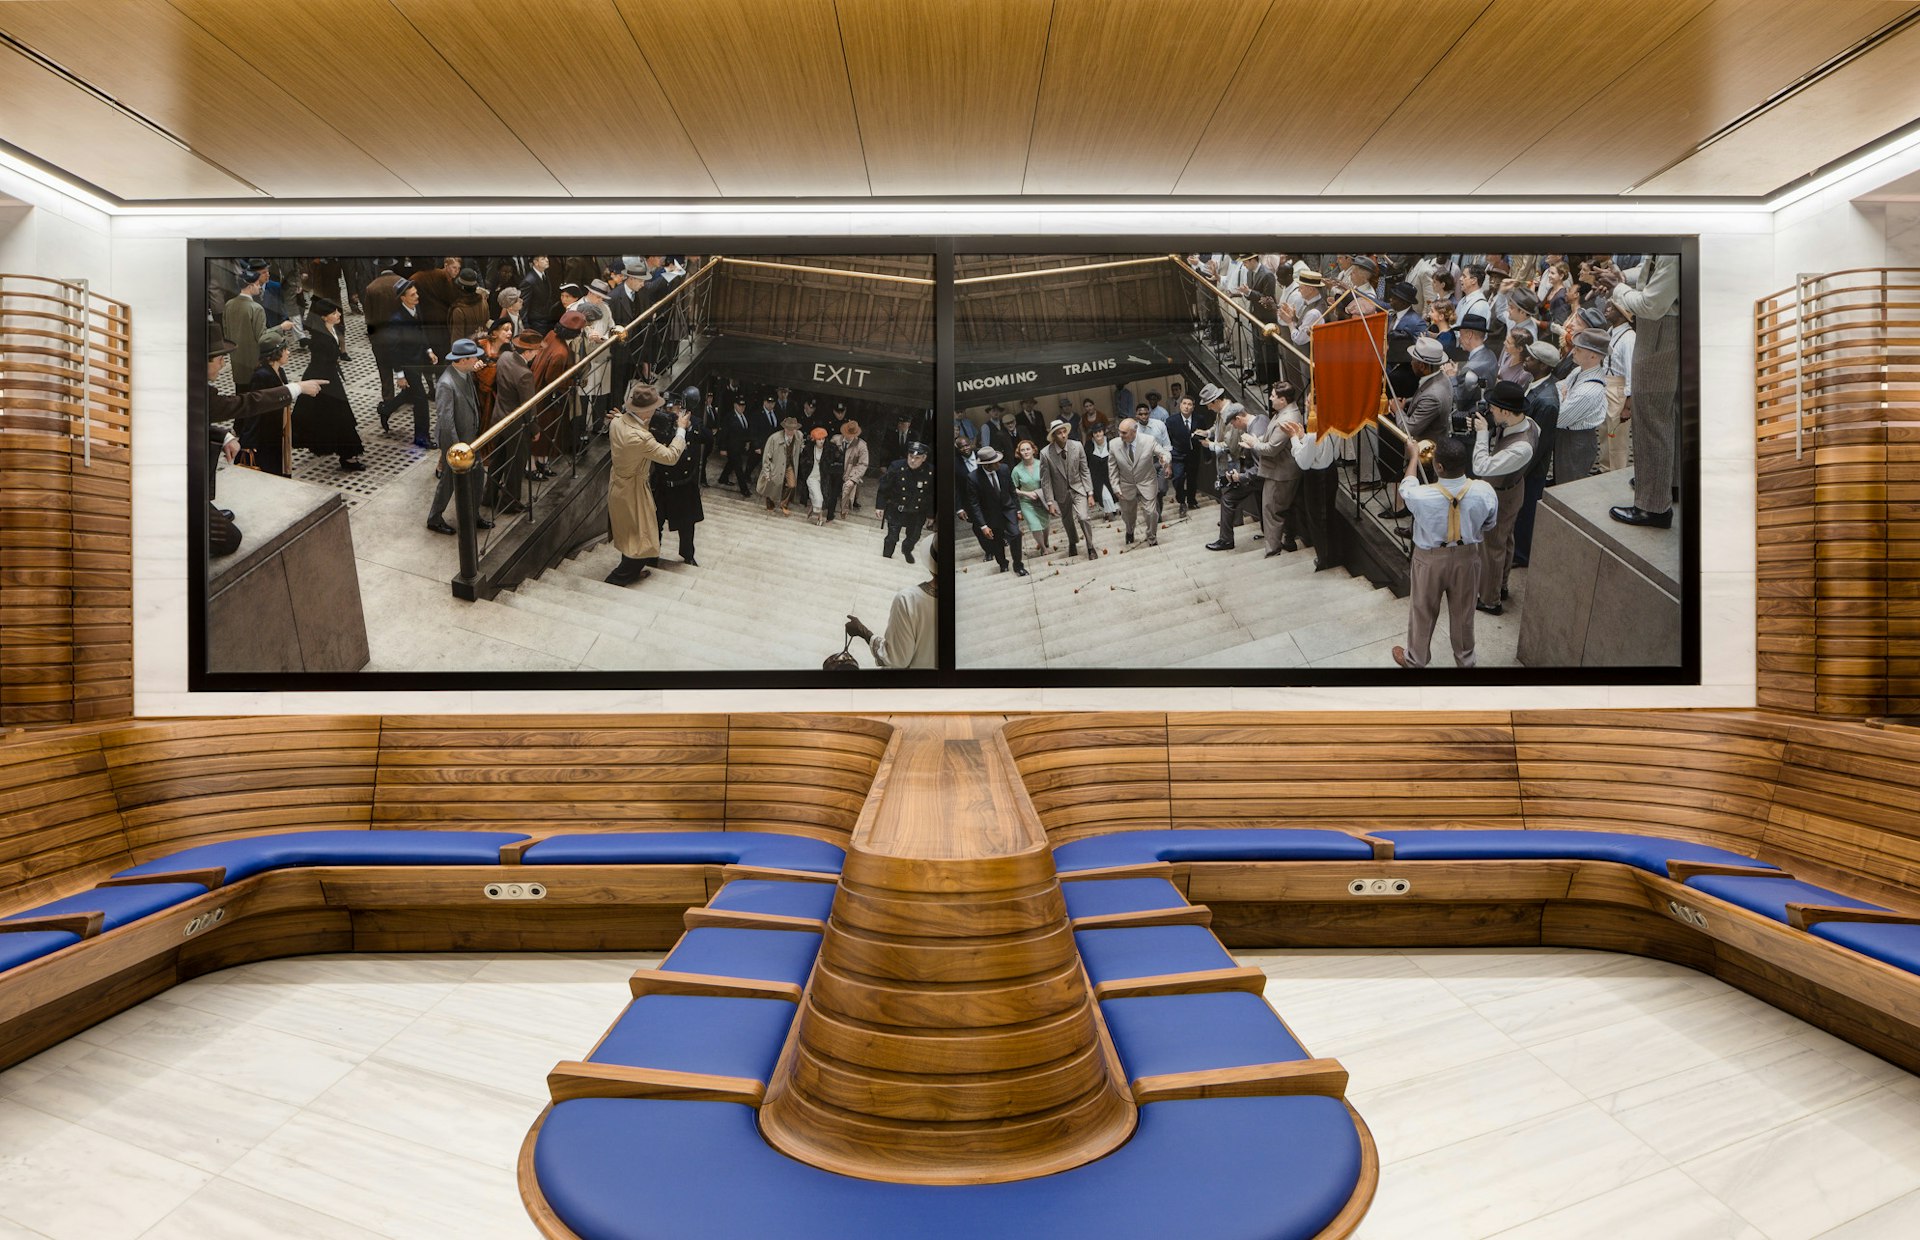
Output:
(521, 832), (845, 874)
(114, 830), (530, 885)
(1812, 920), (1920, 975)
(1686, 875), (1886, 924)
(1054, 829), (1374, 872)
(535, 1096), (1362, 1240)
(1075, 925), (1236, 986)
(0, 930), (82, 973)
(1379, 829), (1778, 875)
(706, 880), (837, 922)
(588, 995), (797, 1082)
(8, 882), (209, 931)
(1061, 878), (1189, 920)
(659, 928), (822, 986)
(1101, 993), (1308, 1080)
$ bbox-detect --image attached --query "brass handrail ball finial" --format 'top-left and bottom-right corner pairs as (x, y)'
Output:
(447, 442), (476, 472)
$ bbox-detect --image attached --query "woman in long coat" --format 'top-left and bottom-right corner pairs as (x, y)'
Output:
(604, 385), (687, 586)
(241, 330), (294, 476)
(292, 297), (366, 471)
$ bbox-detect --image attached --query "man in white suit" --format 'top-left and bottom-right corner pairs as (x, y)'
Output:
(1107, 417), (1169, 546)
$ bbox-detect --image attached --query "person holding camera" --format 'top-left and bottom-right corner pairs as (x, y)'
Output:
(1470, 380), (1540, 616)
(604, 384), (688, 586)
(1204, 403), (1261, 551)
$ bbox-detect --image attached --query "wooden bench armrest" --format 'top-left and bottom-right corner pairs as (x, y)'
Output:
(1353, 833), (1396, 860)
(1666, 861), (1784, 884)
(1092, 964), (1267, 1001)
(1056, 862), (1178, 882)
(96, 868), (227, 890)
(1787, 903), (1920, 932)
(1130, 1057), (1349, 1103)
(0, 912), (104, 938)
(546, 1060), (765, 1104)
(1070, 905), (1212, 932)
(499, 838), (548, 864)
(629, 968), (802, 1002)
(683, 907), (825, 933)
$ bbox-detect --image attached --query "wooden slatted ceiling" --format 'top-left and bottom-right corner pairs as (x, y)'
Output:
(834, 0), (1052, 197)
(0, 1), (411, 199)
(1481, 0), (1920, 195)
(609, 0), (869, 196)
(165, 0), (564, 197)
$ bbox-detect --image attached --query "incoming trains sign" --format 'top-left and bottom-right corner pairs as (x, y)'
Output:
(955, 339), (1182, 399)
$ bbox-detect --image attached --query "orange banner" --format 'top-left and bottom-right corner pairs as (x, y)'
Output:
(1309, 312), (1388, 438)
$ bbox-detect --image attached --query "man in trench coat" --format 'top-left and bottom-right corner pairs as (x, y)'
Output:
(604, 384), (688, 586)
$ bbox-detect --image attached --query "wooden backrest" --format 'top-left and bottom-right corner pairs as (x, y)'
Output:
(1003, 713), (1172, 846)
(0, 730), (129, 916)
(1766, 718), (1920, 908)
(723, 714), (893, 845)
(101, 717), (380, 862)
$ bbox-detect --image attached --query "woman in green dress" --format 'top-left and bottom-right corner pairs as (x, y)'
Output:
(1011, 438), (1051, 558)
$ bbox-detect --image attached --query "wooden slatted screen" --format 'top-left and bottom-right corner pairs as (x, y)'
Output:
(1755, 268), (1920, 717)
(723, 714), (892, 845)
(1003, 712), (1171, 846)
(0, 274), (132, 726)
(0, 729), (130, 916)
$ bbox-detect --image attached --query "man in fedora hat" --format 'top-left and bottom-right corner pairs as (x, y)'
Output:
(1452, 313), (1499, 415)
(375, 277), (439, 449)
(968, 445), (1028, 574)
(425, 338), (493, 536)
(484, 328), (545, 514)
(758, 415), (803, 514)
(604, 384), (689, 585)
(1470, 380), (1540, 616)
(1555, 329), (1611, 483)
(1039, 418), (1098, 562)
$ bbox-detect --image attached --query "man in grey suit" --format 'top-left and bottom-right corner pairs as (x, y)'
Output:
(1107, 417), (1168, 546)
(426, 339), (492, 536)
(1038, 419), (1098, 562)
(1204, 404), (1261, 551)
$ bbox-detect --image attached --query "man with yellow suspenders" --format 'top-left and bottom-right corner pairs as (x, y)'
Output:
(1392, 436), (1498, 669)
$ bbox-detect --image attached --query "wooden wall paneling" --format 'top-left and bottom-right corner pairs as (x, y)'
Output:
(1164, 712), (1523, 832)
(1177, 0), (1482, 194)
(167, 0), (563, 196)
(0, 731), (130, 917)
(1002, 712), (1170, 843)
(1327, 0), (1717, 196)
(1765, 718), (1920, 906)
(0, 1), (414, 198)
(374, 715), (728, 834)
(955, 257), (1191, 352)
(101, 717), (379, 859)
(1020, 0), (1272, 195)
(0, 428), (73, 726)
(835, 0), (1053, 196)
(1893, 426), (1920, 715)
(1511, 710), (1786, 853)
(608, 0), (870, 196)
(1636, 16), (1920, 196)
(387, 0), (716, 197)
(724, 714), (892, 844)
(712, 257), (935, 363)
(1481, 0), (1920, 195)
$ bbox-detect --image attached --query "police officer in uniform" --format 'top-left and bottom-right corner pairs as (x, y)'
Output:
(876, 442), (934, 562)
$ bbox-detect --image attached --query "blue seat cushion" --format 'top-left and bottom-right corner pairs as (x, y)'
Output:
(588, 995), (798, 1083)
(522, 832), (845, 874)
(8, 883), (209, 932)
(1061, 877), (1189, 920)
(535, 1096), (1363, 1240)
(113, 830), (530, 886)
(1075, 925), (1237, 986)
(1812, 920), (1920, 975)
(1686, 875), (1886, 925)
(0, 930), (82, 973)
(1379, 829), (1778, 876)
(659, 927), (822, 987)
(1101, 993), (1308, 1081)
(1054, 829), (1375, 873)
(706, 880), (837, 922)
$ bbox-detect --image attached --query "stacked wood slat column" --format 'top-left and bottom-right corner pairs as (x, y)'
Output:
(0, 274), (133, 726)
(1755, 268), (1919, 716)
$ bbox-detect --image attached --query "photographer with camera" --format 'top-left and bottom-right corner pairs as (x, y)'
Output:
(1203, 403), (1261, 551)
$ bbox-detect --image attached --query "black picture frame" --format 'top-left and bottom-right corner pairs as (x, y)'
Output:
(187, 234), (1699, 692)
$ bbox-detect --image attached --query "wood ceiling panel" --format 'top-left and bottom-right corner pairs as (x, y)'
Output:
(1637, 19), (1920, 195)
(166, 0), (563, 196)
(388, 0), (715, 196)
(1323, 0), (1718, 196)
(609, 0), (869, 196)
(1176, 0), (1484, 194)
(1480, 0), (1920, 195)
(1023, 0), (1272, 195)
(836, 0), (1052, 196)
(0, 1), (412, 198)
(0, 42), (254, 199)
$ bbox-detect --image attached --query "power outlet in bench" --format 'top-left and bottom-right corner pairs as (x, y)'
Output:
(1347, 878), (1412, 896)
(485, 882), (547, 901)
(1667, 899), (1709, 930)
(183, 908), (226, 937)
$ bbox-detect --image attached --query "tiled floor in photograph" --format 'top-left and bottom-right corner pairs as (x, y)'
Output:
(0, 948), (1916, 1239)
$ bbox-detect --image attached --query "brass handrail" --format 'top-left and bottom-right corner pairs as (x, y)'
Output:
(448, 259), (718, 471)
(954, 256), (1170, 286)
(719, 256), (934, 286)
(1163, 254), (1314, 369)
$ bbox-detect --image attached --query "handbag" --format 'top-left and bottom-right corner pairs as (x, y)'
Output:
(822, 634), (859, 672)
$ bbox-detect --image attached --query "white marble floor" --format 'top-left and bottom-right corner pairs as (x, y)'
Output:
(0, 948), (1915, 1239)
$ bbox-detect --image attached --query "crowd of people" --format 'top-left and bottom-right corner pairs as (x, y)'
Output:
(956, 250), (1680, 671)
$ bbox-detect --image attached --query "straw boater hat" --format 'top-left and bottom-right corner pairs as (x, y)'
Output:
(1048, 419), (1073, 438)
